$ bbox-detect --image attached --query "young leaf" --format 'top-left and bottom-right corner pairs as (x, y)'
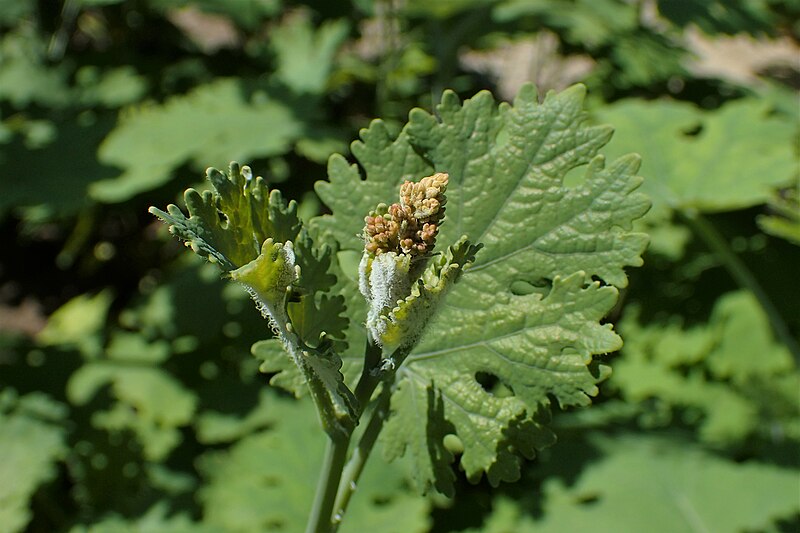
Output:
(150, 163), (356, 436)
(314, 84), (650, 493)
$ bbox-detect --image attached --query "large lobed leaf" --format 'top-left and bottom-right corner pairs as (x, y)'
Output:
(471, 433), (800, 533)
(197, 391), (430, 533)
(0, 391), (68, 533)
(594, 97), (797, 215)
(613, 290), (799, 445)
(314, 84), (650, 493)
(93, 79), (303, 203)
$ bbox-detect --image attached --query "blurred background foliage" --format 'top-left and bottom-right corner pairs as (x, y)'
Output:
(0, 0), (798, 531)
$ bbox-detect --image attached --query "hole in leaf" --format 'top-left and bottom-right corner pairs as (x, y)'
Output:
(590, 275), (609, 288)
(475, 372), (515, 397)
(475, 371), (499, 392)
(510, 278), (552, 297)
(576, 492), (601, 506)
(372, 495), (392, 507)
(261, 475), (280, 487)
(681, 123), (703, 137)
(562, 164), (588, 188)
(264, 519), (285, 530)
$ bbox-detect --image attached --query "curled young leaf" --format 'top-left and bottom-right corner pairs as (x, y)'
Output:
(150, 163), (356, 437)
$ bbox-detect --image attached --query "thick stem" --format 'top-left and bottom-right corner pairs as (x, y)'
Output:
(306, 435), (351, 533)
(331, 384), (393, 531)
(684, 211), (800, 361)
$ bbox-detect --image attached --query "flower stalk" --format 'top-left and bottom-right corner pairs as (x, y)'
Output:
(306, 172), (470, 532)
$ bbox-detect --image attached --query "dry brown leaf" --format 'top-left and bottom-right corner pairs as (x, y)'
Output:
(684, 25), (800, 87)
(460, 32), (595, 100)
(167, 7), (240, 54)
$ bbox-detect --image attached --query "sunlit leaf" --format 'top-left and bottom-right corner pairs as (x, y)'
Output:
(315, 84), (650, 493)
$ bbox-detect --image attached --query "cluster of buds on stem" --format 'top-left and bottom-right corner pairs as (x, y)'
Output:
(364, 172), (449, 257)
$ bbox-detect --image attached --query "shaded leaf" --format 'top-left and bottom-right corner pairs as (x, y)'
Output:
(271, 13), (349, 95)
(613, 291), (799, 445)
(471, 433), (800, 533)
(67, 362), (198, 460)
(69, 502), (223, 533)
(0, 391), (68, 533)
(757, 181), (800, 245)
(92, 79), (303, 202)
(198, 391), (430, 533)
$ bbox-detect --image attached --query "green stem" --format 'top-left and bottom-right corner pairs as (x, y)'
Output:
(353, 332), (384, 412)
(306, 435), (351, 533)
(48, 0), (80, 60)
(306, 333), (388, 531)
(684, 211), (800, 361)
(331, 384), (393, 531)
(276, 318), (351, 439)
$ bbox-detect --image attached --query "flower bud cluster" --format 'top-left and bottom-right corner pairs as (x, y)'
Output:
(364, 173), (449, 257)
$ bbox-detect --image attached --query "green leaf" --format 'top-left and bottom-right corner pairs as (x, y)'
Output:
(757, 181), (800, 245)
(594, 97), (797, 215)
(657, 0), (775, 34)
(195, 389), (275, 445)
(0, 0), (35, 27)
(198, 391), (431, 533)
(0, 28), (71, 108)
(270, 13), (349, 95)
(494, 0), (638, 48)
(92, 79), (303, 202)
(472, 433), (800, 533)
(608, 32), (686, 88)
(315, 84), (650, 493)
(0, 114), (118, 218)
(151, 163), (301, 271)
(67, 362), (198, 460)
(613, 291), (799, 445)
(69, 502), (223, 533)
(37, 290), (113, 358)
(75, 66), (148, 108)
(252, 338), (308, 395)
(0, 391), (68, 533)
(105, 331), (171, 364)
(151, 162), (355, 435)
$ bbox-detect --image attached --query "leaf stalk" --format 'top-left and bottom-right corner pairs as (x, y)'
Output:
(683, 211), (800, 362)
(306, 433), (351, 533)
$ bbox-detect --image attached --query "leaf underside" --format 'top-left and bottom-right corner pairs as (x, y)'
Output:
(313, 84), (650, 494)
